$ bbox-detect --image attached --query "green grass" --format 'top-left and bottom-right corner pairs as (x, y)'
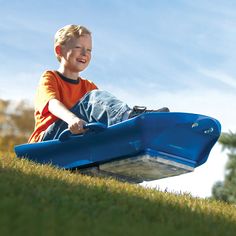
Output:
(1, 153), (236, 236)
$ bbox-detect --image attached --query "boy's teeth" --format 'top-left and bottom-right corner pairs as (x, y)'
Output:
(78, 59), (85, 63)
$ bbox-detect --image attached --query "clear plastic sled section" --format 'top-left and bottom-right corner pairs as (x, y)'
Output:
(14, 112), (221, 183)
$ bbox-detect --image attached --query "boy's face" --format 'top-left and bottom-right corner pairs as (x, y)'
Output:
(59, 34), (92, 73)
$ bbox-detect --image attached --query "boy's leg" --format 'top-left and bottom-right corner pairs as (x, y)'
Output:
(72, 90), (130, 126)
(42, 90), (131, 141)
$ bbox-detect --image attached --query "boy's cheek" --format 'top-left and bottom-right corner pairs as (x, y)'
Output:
(87, 57), (91, 64)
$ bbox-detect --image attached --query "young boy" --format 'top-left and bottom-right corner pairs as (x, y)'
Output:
(29, 24), (169, 143)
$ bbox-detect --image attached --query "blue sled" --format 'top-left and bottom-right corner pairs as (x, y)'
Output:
(15, 112), (221, 183)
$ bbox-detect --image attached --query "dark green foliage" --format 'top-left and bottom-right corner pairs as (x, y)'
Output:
(212, 132), (236, 204)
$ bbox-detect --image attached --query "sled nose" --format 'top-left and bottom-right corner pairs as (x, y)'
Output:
(191, 116), (221, 137)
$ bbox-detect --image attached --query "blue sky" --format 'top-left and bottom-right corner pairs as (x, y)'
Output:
(1, 0), (236, 197)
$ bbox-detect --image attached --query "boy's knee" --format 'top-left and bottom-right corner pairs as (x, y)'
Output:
(88, 90), (112, 98)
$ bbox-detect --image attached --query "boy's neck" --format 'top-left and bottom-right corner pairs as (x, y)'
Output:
(57, 67), (80, 81)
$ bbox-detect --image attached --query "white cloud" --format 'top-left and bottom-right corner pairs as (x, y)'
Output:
(0, 71), (40, 102)
(199, 68), (236, 89)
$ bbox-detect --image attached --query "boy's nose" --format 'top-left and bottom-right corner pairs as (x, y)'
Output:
(81, 47), (87, 56)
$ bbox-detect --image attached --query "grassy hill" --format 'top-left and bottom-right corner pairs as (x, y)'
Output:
(1, 153), (236, 236)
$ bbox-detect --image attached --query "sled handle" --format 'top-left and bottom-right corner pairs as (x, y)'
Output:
(58, 122), (107, 142)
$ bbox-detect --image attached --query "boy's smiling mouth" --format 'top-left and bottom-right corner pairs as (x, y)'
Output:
(77, 58), (86, 63)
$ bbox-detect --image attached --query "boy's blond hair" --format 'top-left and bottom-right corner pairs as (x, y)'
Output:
(54, 24), (91, 62)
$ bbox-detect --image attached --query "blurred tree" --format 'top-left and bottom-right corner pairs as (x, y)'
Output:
(0, 98), (34, 152)
(0, 99), (10, 131)
(10, 100), (34, 137)
(212, 132), (236, 204)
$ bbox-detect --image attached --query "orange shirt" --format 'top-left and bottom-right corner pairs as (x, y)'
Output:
(28, 70), (98, 143)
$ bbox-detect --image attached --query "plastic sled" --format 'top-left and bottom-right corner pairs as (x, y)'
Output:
(14, 112), (221, 183)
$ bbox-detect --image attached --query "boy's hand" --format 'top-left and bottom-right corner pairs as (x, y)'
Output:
(48, 99), (87, 134)
(68, 117), (87, 134)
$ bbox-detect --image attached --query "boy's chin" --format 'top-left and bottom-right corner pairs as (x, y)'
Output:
(70, 65), (88, 73)
(77, 64), (88, 71)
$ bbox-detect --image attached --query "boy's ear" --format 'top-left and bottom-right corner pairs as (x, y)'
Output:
(55, 45), (62, 56)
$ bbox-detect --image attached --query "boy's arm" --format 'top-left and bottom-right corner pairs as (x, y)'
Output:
(48, 99), (86, 134)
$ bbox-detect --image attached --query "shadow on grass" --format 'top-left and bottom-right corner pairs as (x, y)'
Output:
(0, 165), (235, 236)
